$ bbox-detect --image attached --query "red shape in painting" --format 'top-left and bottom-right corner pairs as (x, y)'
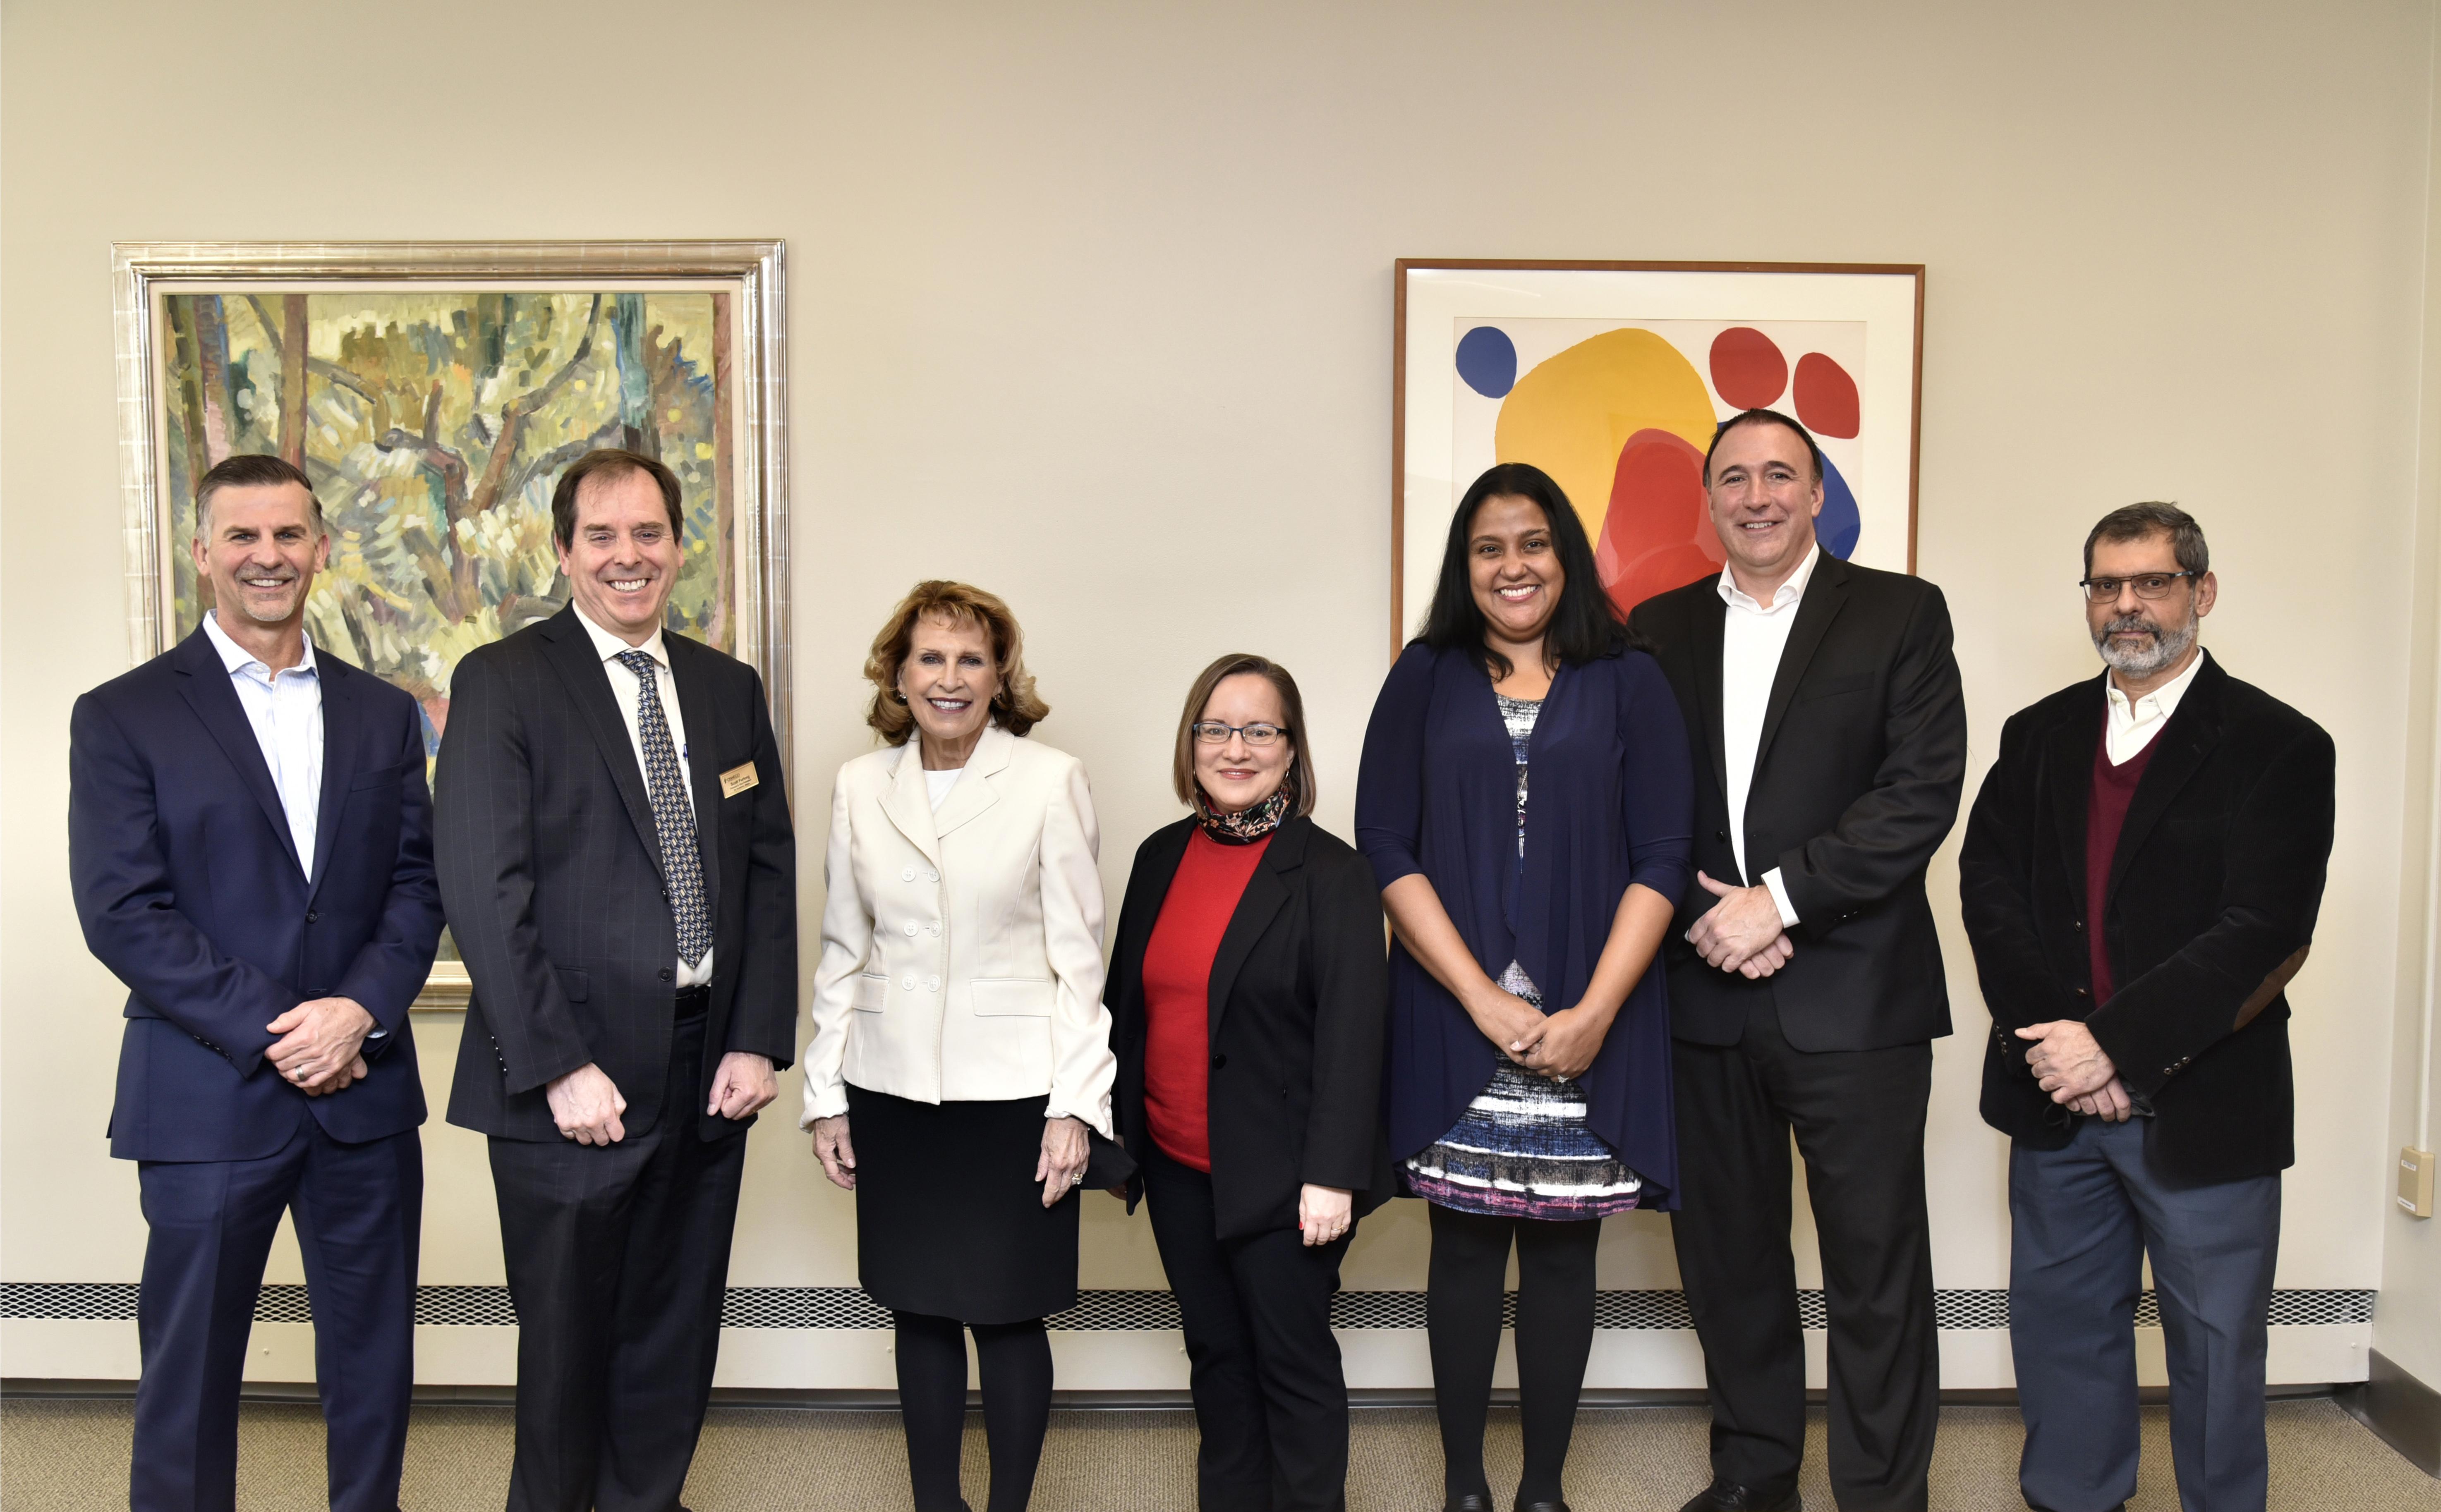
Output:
(1709, 328), (1788, 410)
(1792, 353), (1860, 438)
(1596, 428), (1725, 617)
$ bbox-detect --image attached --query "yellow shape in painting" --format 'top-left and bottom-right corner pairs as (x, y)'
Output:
(1494, 329), (1716, 537)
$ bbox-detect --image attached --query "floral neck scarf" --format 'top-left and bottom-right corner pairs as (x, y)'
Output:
(1192, 780), (1292, 845)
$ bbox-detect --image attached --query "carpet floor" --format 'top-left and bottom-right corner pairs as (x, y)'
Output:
(3, 1397), (2434, 1509)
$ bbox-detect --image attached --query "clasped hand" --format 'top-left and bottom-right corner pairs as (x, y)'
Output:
(1467, 985), (1605, 1081)
(2015, 1019), (2131, 1120)
(1686, 871), (1794, 978)
(265, 997), (374, 1095)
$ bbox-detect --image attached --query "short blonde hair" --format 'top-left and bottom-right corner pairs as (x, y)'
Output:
(864, 581), (1049, 741)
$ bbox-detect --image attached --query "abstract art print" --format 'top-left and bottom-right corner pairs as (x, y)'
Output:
(1394, 261), (1922, 647)
(113, 242), (788, 1002)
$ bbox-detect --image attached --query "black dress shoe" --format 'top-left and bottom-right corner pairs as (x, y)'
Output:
(1677, 1483), (1801, 1512)
(1516, 1502), (1571, 1512)
(1443, 1496), (1492, 1512)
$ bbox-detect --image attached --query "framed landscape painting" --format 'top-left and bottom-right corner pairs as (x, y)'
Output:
(112, 241), (789, 1005)
(1392, 260), (1924, 651)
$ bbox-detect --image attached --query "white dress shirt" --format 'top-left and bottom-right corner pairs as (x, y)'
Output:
(2104, 648), (2204, 766)
(570, 603), (711, 987)
(203, 611), (323, 876)
(1718, 545), (1824, 928)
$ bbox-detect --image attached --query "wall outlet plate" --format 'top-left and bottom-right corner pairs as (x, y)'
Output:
(2402, 1147), (2436, 1219)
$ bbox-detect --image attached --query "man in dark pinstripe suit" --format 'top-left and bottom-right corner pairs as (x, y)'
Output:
(435, 449), (797, 1512)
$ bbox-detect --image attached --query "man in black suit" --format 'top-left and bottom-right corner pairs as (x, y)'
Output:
(436, 449), (797, 1512)
(70, 453), (443, 1512)
(1626, 410), (1967, 1512)
(1960, 504), (2331, 1512)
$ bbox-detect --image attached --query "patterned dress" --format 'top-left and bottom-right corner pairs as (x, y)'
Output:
(1401, 693), (1645, 1220)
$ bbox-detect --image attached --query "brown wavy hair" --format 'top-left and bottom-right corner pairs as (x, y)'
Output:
(1170, 653), (1316, 817)
(864, 581), (1050, 741)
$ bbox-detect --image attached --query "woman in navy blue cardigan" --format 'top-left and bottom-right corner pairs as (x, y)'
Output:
(1356, 463), (1694, 1512)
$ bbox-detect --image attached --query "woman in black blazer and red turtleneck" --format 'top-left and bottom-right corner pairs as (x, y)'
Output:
(1109, 653), (1394, 1512)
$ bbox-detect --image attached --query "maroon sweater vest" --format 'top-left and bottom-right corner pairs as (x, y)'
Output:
(2085, 730), (2161, 1002)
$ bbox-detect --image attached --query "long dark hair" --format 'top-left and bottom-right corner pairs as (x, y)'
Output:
(1421, 462), (1632, 681)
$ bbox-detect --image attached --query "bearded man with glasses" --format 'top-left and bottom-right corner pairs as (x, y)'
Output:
(1959, 502), (2335, 1512)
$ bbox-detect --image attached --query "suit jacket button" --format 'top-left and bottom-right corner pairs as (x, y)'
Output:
(305, 911), (319, 923)
(902, 976), (917, 991)
(903, 922), (920, 937)
(901, 867), (917, 883)
(2075, 987), (2090, 998)
(1715, 830), (1729, 842)
(1211, 1053), (1226, 1069)
(926, 871), (940, 883)
(927, 975), (941, 991)
(659, 967), (675, 982)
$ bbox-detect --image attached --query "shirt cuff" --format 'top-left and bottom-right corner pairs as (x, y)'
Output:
(1761, 868), (1800, 928)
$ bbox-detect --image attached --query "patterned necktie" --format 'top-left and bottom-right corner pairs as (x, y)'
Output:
(616, 650), (711, 968)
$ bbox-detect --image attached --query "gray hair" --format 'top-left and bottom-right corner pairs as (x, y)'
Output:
(2082, 501), (2206, 579)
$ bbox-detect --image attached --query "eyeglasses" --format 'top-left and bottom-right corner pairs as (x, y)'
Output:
(1191, 721), (1289, 746)
(2079, 571), (2198, 603)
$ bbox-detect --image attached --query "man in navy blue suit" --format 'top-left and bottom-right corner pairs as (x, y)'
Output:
(70, 453), (443, 1512)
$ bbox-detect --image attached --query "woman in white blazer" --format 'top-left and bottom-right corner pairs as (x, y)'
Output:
(803, 579), (1115, 1512)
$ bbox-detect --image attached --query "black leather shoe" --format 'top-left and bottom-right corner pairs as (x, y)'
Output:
(1677, 1484), (1801, 1512)
(1517, 1502), (1572, 1512)
(1443, 1496), (1492, 1512)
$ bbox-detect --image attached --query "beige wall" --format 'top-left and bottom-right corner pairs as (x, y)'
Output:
(5, 0), (2436, 1389)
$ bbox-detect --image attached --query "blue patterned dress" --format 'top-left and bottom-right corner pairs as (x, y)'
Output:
(1401, 694), (1645, 1219)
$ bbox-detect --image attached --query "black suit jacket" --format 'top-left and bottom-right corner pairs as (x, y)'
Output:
(1959, 653), (2334, 1182)
(1627, 553), (1968, 1050)
(436, 608), (797, 1143)
(1107, 816), (1394, 1242)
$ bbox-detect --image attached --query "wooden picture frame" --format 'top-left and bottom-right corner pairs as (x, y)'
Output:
(1393, 259), (1924, 653)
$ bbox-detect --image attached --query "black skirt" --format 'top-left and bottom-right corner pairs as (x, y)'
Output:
(847, 1083), (1079, 1324)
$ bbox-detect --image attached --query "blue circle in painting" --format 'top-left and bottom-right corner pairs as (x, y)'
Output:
(1819, 452), (1862, 559)
(1455, 326), (1518, 399)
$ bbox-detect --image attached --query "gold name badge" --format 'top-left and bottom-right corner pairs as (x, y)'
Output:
(720, 762), (760, 798)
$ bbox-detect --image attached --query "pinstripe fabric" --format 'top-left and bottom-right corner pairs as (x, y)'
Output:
(435, 608), (797, 1144)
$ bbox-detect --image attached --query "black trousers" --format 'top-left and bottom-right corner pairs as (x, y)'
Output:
(486, 1014), (748, 1512)
(1142, 1145), (1353, 1512)
(1669, 999), (1938, 1511)
(134, 1117), (421, 1512)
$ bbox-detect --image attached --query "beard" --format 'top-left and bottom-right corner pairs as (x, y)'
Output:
(2092, 607), (2197, 678)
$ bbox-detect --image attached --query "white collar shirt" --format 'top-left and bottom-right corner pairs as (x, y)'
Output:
(1717, 545), (1823, 927)
(2104, 649), (2204, 767)
(571, 604), (711, 986)
(203, 610), (323, 878)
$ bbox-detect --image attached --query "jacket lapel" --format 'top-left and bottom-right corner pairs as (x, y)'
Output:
(538, 608), (666, 882)
(1205, 818), (1302, 1042)
(667, 634), (723, 898)
(879, 742), (944, 870)
(171, 629), (304, 877)
(1753, 550), (1850, 773)
(2107, 654), (2225, 902)
(304, 656), (359, 896)
(2046, 677), (2107, 891)
(1688, 589), (1729, 801)
(932, 725), (1010, 841)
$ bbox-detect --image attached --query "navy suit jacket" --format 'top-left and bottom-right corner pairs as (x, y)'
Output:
(70, 626), (443, 1162)
(1355, 642), (1694, 1206)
